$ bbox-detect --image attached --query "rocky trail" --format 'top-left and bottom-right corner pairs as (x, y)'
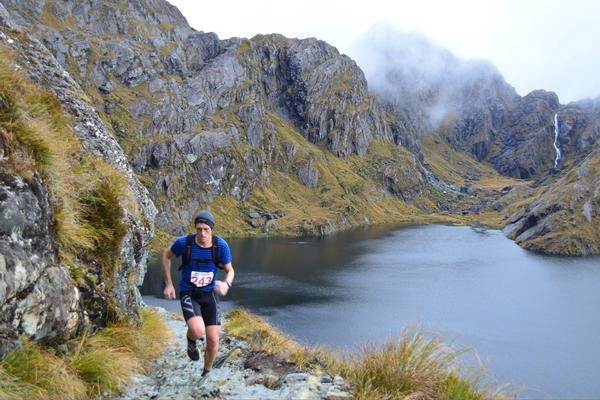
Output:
(116, 308), (352, 400)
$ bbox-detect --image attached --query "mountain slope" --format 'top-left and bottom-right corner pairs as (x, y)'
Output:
(352, 24), (600, 175)
(1, 0), (598, 255)
(504, 146), (600, 255)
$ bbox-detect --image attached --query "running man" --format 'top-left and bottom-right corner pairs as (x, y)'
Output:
(162, 210), (235, 377)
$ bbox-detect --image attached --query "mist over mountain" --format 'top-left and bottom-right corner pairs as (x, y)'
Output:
(351, 23), (516, 132)
(350, 24), (599, 178)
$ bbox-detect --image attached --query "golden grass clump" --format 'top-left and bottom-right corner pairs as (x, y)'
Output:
(340, 330), (507, 400)
(225, 309), (329, 367)
(0, 308), (174, 399)
(0, 339), (87, 400)
(71, 308), (173, 395)
(0, 366), (45, 400)
(87, 308), (175, 364)
(70, 346), (139, 396)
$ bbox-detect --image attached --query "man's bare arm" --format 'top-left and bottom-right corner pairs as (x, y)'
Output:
(215, 263), (235, 296)
(162, 247), (176, 299)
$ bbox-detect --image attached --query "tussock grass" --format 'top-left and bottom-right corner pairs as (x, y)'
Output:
(0, 339), (87, 400)
(71, 346), (139, 397)
(87, 308), (175, 364)
(0, 366), (46, 400)
(339, 330), (501, 400)
(225, 309), (333, 367)
(226, 310), (509, 400)
(72, 308), (173, 395)
(0, 309), (173, 399)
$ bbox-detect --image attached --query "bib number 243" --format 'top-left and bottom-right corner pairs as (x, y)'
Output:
(190, 271), (214, 287)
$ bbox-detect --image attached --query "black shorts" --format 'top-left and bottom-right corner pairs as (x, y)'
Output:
(180, 290), (221, 326)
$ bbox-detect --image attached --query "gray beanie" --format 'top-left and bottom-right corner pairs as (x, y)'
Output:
(194, 210), (215, 228)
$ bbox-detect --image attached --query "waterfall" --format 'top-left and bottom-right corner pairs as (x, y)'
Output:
(553, 113), (561, 168)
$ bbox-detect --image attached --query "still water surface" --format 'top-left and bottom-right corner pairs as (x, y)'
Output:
(142, 225), (600, 399)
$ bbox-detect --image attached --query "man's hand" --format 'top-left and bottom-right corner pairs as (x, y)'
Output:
(214, 280), (230, 297)
(163, 283), (176, 299)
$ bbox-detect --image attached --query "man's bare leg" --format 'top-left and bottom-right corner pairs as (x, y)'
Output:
(186, 316), (205, 340)
(203, 325), (221, 370)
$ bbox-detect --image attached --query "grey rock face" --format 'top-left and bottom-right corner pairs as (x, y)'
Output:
(132, 129), (240, 171)
(1, 0), (428, 237)
(244, 35), (402, 157)
(354, 26), (600, 180)
(5, 28), (156, 316)
(488, 90), (560, 178)
(186, 31), (224, 73)
(0, 174), (82, 355)
(355, 26), (518, 158)
(383, 156), (428, 202)
(298, 159), (319, 188)
(557, 98), (600, 158)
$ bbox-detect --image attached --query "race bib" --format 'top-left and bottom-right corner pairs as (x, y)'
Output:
(190, 271), (214, 287)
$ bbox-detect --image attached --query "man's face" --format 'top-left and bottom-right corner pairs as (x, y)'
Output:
(195, 222), (212, 244)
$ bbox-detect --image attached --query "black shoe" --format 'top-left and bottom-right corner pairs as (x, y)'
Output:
(186, 336), (199, 361)
(201, 368), (211, 377)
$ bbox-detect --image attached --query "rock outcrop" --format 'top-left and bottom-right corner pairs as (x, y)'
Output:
(0, 173), (82, 350)
(354, 25), (600, 254)
(489, 90), (560, 178)
(354, 25), (600, 180)
(556, 98), (600, 162)
(504, 147), (600, 255)
(0, 3), (155, 354)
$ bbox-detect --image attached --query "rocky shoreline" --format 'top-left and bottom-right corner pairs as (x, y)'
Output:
(116, 307), (352, 400)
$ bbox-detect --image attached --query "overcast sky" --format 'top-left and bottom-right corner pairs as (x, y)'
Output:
(168, 0), (600, 103)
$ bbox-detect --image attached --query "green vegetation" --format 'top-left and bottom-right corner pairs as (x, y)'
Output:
(231, 113), (429, 236)
(341, 332), (500, 400)
(0, 309), (173, 400)
(0, 339), (87, 400)
(225, 310), (510, 400)
(422, 135), (513, 188)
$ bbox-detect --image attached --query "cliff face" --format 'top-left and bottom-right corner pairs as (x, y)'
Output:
(0, 0), (434, 239)
(557, 98), (600, 163)
(0, 4), (155, 354)
(489, 90), (560, 178)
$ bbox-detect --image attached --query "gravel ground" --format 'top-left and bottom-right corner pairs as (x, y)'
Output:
(115, 307), (353, 399)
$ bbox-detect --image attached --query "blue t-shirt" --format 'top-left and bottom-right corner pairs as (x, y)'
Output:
(171, 235), (232, 293)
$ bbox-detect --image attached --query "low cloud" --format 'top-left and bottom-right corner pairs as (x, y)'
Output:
(349, 22), (512, 130)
